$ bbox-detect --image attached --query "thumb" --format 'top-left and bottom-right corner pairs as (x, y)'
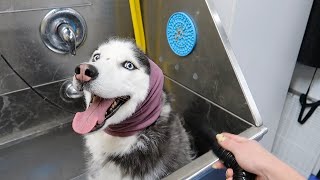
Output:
(216, 134), (238, 153)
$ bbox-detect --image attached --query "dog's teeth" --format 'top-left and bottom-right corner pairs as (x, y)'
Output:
(111, 101), (117, 108)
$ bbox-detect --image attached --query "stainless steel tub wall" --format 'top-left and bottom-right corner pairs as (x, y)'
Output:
(141, 0), (261, 126)
(0, 0), (133, 142)
(0, 0), (266, 179)
(0, 0), (133, 94)
(141, 0), (266, 175)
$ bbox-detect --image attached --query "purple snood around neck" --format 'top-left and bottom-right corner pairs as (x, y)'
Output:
(104, 59), (164, 137)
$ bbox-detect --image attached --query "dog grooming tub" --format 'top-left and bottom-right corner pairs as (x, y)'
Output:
(0, 0), (266, 179)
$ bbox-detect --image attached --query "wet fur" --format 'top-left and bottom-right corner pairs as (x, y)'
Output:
(74, 39), (192, 179)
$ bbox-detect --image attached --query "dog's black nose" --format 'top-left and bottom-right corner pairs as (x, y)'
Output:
(85, 65), (99, 79)
(75, 65), (81, 74)
(75, 64), (99, 82)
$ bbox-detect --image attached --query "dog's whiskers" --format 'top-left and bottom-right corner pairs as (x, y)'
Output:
(118, 96), (130, 102)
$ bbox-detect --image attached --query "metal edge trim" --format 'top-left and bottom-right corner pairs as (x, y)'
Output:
(0, 120), (72, 149)
(165, 76), (253, 127)
(0, 77), (71, 97)
(204, 0), (263, 126)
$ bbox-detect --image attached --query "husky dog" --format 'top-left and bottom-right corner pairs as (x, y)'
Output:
(72, 38), (192, 180)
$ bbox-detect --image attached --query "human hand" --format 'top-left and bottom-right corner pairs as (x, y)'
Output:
(212, 133), (275, 180)
(213, 133), (305, 180)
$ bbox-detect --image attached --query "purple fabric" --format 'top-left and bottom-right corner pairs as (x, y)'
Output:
(105, 59), (164, 137)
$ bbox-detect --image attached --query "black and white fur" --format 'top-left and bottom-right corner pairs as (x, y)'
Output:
(73, 38), (192, 180)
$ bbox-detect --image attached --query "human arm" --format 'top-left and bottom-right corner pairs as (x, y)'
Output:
(214, 133), (305, 180)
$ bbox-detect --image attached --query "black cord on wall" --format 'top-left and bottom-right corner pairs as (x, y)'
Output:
(1, 54), (75, 114)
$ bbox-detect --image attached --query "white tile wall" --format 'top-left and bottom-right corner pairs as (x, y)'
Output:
(272, 92), (320, 177)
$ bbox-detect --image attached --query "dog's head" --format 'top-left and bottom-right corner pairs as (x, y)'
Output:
(72, 39), (151, 134)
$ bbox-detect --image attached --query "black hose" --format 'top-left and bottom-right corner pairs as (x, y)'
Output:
(198, 126), (256, 180)
(0, 54), (76, 114)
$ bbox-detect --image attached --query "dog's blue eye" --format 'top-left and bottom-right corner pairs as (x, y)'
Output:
(123, 61), (136, 70)
(92, 54), (100, 62)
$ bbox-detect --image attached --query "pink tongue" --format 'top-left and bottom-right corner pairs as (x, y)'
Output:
(72, 98), (114, 134)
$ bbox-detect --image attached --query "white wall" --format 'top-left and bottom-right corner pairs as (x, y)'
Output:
(213, 0), (313, 150)
(291, 63), (320, 101)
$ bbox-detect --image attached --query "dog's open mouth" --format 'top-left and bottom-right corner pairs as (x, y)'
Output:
(72, 95), (130, 134)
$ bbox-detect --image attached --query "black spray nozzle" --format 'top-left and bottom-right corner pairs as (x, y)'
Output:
(188, 120), (256, 180)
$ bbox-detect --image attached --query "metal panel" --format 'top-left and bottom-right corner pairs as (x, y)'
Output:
(141, 0), (261, 126)
(0, 125), (85, 180)
(0, 80), (84, 142)
(164, 77), (251, 155)
(0, 0), (133, 94)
